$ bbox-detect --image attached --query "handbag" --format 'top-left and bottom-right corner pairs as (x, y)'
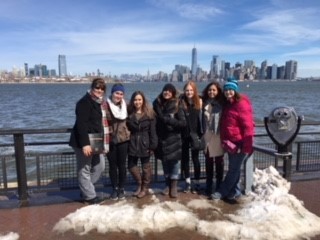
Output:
(88, 133), (104, 154)
(190, 132), (205, 151)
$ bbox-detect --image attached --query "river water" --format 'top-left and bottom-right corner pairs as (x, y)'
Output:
(0, 81), (319, 152)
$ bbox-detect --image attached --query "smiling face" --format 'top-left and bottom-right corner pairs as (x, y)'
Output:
(133, 94), (143, 112)
(162, 90), (173, 100)
(91, 85), (105, 98)
(224, 89), (235, 101)
(207, 84), (219, 99)
(184, 84), (194, 99)
(111, 91), (124, 104)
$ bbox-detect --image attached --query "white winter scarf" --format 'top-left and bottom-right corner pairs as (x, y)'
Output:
(107, 98), (127, 120)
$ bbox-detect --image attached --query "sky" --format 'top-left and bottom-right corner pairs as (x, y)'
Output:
(0, 0), (320, 78)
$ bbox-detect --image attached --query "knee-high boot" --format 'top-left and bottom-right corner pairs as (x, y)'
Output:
(137, 162), (152, 198)
(129, 166), (142, 196)
(170, 179), (178, 198)
(215, 159), (224, 191)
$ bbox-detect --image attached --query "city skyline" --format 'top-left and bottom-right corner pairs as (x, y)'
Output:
(0, 0), (320, 78)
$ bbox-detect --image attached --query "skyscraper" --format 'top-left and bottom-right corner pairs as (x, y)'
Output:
(58, 55), (67, 77)
(191, 46), (197, 78)
(285, 60), (298, 80)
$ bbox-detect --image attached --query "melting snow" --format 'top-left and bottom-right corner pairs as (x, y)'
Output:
(53, 166), (320, 239)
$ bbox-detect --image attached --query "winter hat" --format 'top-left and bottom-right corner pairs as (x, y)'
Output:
(223, 77), (239, 92)
(162, 83), (177, 96)
(111, 84), (125, 94)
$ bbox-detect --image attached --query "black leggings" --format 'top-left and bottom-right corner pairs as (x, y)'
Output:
(181, 139), (200, 180)
(107, 141), (128, 189)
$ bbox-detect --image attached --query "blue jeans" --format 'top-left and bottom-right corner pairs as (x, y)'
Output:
(162, 160), (180, 180)
(218, 152), (249, 198)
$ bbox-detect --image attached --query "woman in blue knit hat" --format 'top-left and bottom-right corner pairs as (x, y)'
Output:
(106, 83), (131, 200)
(211, 77), (255, 200)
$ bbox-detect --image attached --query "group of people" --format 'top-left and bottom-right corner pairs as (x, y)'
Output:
(69, 77), (254, 204)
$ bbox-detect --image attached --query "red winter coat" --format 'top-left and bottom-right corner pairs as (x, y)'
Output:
(220, 94), (254, 154)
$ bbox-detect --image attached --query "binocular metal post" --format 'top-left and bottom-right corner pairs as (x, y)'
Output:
(265, 107), (302, 180)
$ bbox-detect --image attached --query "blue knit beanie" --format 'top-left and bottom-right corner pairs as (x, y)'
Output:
(223, 77), (239, 92)
(111, 84), (125, 94)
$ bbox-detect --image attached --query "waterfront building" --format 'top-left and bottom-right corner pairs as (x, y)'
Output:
(58, 54), (67, 77)
(260, 60), (268, 80)
(285, 60), (298, 80)
(271, 64), (278, 80)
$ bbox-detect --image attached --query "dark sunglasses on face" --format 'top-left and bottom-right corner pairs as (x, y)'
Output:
(94, 86), (105, 91)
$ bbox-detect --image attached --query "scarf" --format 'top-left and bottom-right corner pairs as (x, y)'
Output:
(89, 90), (110, 153)
(107, 98), (128, 120)
(204, 100), (221, 134)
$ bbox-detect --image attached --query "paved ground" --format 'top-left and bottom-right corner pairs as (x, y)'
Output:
(0, 180), (320, 240)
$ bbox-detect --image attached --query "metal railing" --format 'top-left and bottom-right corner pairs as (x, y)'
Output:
(1, 122), (320, 204)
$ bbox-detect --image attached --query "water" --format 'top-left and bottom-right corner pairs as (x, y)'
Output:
(0, 81), (319, 180)
(0, 81), (319, 149)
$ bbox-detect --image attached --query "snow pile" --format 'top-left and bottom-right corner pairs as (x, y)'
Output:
(0, 232), (19, 240)
(53, 166), (320, 239)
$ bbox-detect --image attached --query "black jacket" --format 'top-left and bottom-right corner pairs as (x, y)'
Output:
(69, 92), (104, 149)
(127, 113), (158, 157)
(153, 98), (186, 161)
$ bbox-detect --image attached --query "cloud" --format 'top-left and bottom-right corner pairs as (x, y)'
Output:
(240, 8), (320, 45)
(147, 0), (223, 21)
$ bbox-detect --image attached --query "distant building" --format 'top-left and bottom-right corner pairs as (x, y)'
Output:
(260, 60), (268, 80)
(58, 55), (67, 77)
(24, 63), (28, 76)
(191, 46), (197, 78)
(210, 55), (220, 79)
(285, 60), (298, 80)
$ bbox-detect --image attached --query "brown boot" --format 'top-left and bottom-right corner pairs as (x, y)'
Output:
(137, 162), (152, 198)
(170, 179), (178, 198)
(129, 166), (142, 196)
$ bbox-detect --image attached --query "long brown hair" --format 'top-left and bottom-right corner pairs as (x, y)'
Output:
(128, 91), (155, 119)
(181, 80), (201, 110)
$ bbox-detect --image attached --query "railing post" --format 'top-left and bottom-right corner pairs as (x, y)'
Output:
(244, 153), (254, 194)
(13, 133), (29, 205)
(275, 152), (292, 181)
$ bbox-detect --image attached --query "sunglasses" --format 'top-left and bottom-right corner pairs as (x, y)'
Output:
(94, 86), (105, 91)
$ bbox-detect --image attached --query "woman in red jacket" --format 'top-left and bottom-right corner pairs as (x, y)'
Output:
(211, 77), (254, 200)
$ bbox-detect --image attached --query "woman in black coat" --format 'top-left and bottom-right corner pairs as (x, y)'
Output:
(69, 78), (111, 204)
(153, 83), (186, 198)
(127, 91), (158, 198)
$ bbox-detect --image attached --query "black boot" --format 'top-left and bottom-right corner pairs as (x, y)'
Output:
(215, 158), (224, 191)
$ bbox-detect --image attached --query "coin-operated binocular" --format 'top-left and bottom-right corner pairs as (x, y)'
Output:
(264, 107), (303, 179)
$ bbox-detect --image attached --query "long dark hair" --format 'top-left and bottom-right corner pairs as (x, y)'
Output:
(128, 91), (155, 119)
(202, 81), (222, 104)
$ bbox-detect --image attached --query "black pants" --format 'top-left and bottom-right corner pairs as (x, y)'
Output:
(107, 141), (128, 189)
(181, 139), (200, 180)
